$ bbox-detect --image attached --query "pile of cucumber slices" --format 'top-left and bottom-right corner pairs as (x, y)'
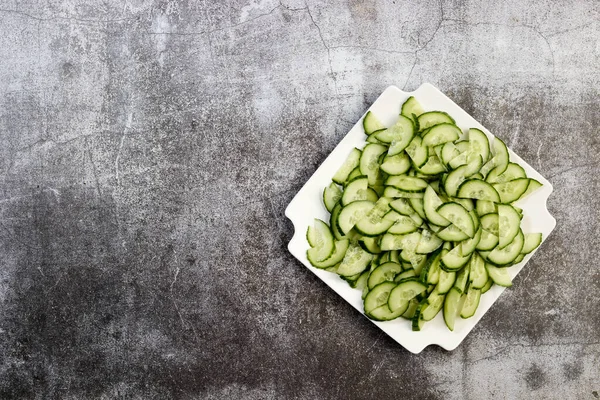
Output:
(306, 96), (544, 331)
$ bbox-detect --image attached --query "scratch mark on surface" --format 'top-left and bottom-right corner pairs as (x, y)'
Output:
(115, 112), (133, 187)
(469, 341), (600, 364)
(536, 143), (543, 170)
(547, 162), (599, 180)
(85, 137), (102, 197)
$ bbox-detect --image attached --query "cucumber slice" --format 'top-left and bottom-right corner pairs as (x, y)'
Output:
(330, 203), (345, 240)
(498, 204), (521, 248)
(422, 123), (461, 147)
(354, 198), (393, 236)
(360, 144), (388, 186)
(395, 269), (417, 281)
(468, 252), (488, 289)
(333, 148), (362, 184)
(493, 178), (530, 203)
(405, 136), (429, 167)
(401, 96), (424, 121)
(443, 287), (462, 331)
(409, 197), (426, 219)
(420, 248), (443, 283)
(308, 239), (350, 268)
(436, 224), (470, 241)
(416, 155), (446, 175)
(365, 188), (380, 202)
(480, 213), (499, 235)
(451, 197), (475, 212)
(519, 179), (543, 201)
(485, 263), (512, 287)
(306, 219), (335, 262)
(354, 270), (370, 291)
(380, 231), (421, 251)
(389, 250), (400, 263)
(323, 182), (342, 212)
(387, 215), (419, 234)
(437, 202), (475, 238)
(337, 200), (375, 234)
(374, 115), (415, 153)
(337, 242), (373, 277)
(459, 227), (482, 256)
(441, 245), (472, 271)
(401, 298), (420, 319)
(346, 167), (362, 182)
(383, 187), (425, 199)
(480, 137), (509, 177)
(388, 278), (428, 312)
(380, 153), (411, 175)
(306, 225), (318, 247)
(453, 263), (470, 293)
(468, 128), (490, 162)
(415, 229), (443, 254)
(363, 111), (385, 135)
(437, 269), (456, 294)
(366, 134), (385, 144)
(341, 176), (368, 205)
(359, 236), (381, 254)
(423, 185), (451, 227)
(364, 282), (404, 320)
(457, 179), (501, 202)
(480, 278), (493, 293)
(421, 286), (445, 321)
(441, 142), (460, 167)
(385, 175), (428, 192)
(444, 155), (483, 197)
(411, 299), (428, 331)
(476, 200), (497, 216)
(486, 162), (526, 184)
(389, 198), (415, 215)
(368, 261), (404, 289)
(512, 253), (525, 265)
(460, 287), (481, 319)
(417, 111), (455, 131)
(522, 233), (542, 254)
(487, 229), (524, 265)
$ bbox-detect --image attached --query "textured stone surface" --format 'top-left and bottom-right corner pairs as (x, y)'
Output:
(0, 0), (598, 398)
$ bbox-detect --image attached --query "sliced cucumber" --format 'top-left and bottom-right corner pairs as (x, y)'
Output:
(453, 263), (470, 294)
(380, 231), (421, 251)
(416, 155), (446, 175)
(308, 239), (350, 268)
(522, 233), (542, 254)
(480, 278), (493, 294)
(423, 185), (450, 227)
(385, 175), (428, 192)
(460, 287), (481, 319)
(422, 123), (461, 147)
(459, 227), (482, 256)
(383, 187), (425, 199)
(421, 286), (445, 321)
(480, 213), (499, 236)
(360, 144), (388, 186)
(485, 263), (512, 287)
(380, 153), (411, 175)
(469, 252), (488, 289)
(487, 229), (524, 265)
(323, 182), (342, 212)
(408, 197), (427, 220)
(306, 219), (335, 263)
(493, 178), (530, 204)
(347, 166), (362, 182)
(420, 248), (442, 283)
(395, 269), (417, 281)
(411, 299), (428, 331)
(337, 242), (373, 277)
(468, 128), (490, 162)
(456, 180), (501, 202)
(417, 111), (455, 131)
(438, 269), (456, 294)
(337, 200), (375, 234)
(443, 287), (462, 331)
(405, 136), (429, 167)
(354, 198), (394, 236)
(341, 176), (369, 205)
(437, 202), (475, 238)
(333, 148), (361, 184)
(401, 96), (424, 122)
(436, 224), (470, 241)
(498, 204), (521, 249)
(388, 278), (428, 312)
(441, 142), (460, 167)
(519, 179), (543, 200)
(368, 261), (403, 289)
(374, 115), (415, 153)
(415, 229), (443, 254)
(363, 111), (385, 135)
(387, 215), (419, 234)
(476, 200), (497, 216)
(441, 245), (472, 271)
(359, 236), (381, 254)
(444, 155), (483, 197)
(364, 282), (406, 320)
(486, 162), (526, 184)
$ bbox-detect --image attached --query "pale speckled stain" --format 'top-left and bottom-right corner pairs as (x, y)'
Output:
(0, 0), (599, 399)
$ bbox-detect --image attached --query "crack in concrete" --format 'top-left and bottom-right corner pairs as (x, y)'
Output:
(468, 341), (600, 364)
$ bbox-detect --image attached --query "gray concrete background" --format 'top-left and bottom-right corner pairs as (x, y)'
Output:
(0, 0), (598, 398)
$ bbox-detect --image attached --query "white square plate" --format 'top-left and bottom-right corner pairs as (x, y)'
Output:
(285, 84), (556, 354)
